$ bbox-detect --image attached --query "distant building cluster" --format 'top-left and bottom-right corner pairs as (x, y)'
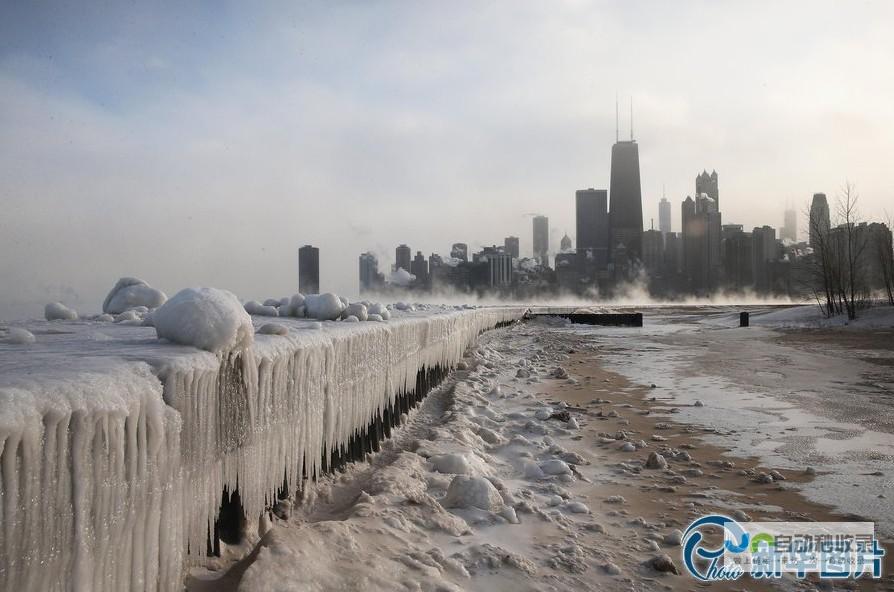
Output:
(295, 112), (892, 302)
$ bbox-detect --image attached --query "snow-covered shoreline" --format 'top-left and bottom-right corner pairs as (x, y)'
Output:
(0, 306), (525, 592)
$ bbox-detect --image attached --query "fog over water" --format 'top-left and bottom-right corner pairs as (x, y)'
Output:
(2, 1), (893, 319)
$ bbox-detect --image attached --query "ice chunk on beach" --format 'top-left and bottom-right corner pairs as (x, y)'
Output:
(258, 323), (289, 336)
(305, 293), (346, 321)
(442, 476), (504, 511)
(153, 287), (253, 352)
(3, 327), (36, 344)
(45, 302), (77, 320)
(102, 277), (167, 314)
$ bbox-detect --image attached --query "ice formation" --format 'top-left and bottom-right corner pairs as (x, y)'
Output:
(153, 287), (254, 352)
(102, 277), (168, 314)
(0, 304), (524, 591)
(243, 300), (279, 317)
(44, 301), (78, 320)
(3, 327), (36, 344)
(304, 292), (346, 320)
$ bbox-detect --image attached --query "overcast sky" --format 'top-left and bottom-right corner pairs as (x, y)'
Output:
(2, 1), (893, 319)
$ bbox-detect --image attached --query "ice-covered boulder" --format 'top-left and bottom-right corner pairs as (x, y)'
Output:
(342, 303), (368, 321)
(45, 302), (77, 321)
(258, 323), (289, 336)
(277, 293), (306, 318)
(305, 293), (346, 321)
(4, 327), (36, 344)
(342, 315), (359, 323)
(367, 303), (391, 320)
(368, 314), (384, 322)
(153, 287), (253, 353)
(244, 300), (279, 317)
(263, 298), (282, 308)
(442, 476), (504, 512)
(102, 277), (167, 314)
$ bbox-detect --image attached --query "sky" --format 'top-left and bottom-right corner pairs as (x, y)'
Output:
(2, 1), (893, 319)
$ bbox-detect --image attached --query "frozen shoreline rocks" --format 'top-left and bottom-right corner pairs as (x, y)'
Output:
(45, 302), (78, 321)
(153, 287), (254, 353)
(102, 277), (167, 314)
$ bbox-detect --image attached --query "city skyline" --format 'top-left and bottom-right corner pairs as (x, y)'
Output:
(3, 2), (894, 318)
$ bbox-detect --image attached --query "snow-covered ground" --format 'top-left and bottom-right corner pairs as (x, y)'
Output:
(0, 305), (524, 592)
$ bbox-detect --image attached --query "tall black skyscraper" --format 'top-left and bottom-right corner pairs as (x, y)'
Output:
(696, 170), (719, 208)
(608, 140), (643, 261)
(809, 193), (830, 249)
(575, 188), (609, 253)
(395, 244), (411, 272)
(298, 244), (320, 294)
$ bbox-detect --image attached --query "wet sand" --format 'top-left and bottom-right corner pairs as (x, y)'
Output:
(544, 344), (894, 591)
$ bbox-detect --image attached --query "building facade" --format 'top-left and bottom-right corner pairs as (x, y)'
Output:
(298, 244), (320, 294)
(533, 215), (549, 266)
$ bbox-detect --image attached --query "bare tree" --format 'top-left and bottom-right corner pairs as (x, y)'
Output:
(803, 201), (837, 316)
(878, 211), (894, 305)
(834, 182), (869, 320)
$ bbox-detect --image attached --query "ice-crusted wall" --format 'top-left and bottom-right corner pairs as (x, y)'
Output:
(0, 307), (524, 592)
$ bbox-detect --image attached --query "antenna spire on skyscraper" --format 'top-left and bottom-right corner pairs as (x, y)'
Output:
(615, 92), (619, 143)
(630, 96), (634, 141)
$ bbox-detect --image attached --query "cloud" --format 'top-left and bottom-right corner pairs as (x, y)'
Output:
(2, 1), (894, 319)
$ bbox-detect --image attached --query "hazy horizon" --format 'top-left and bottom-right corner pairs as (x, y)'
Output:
(2, 1), (893, 319)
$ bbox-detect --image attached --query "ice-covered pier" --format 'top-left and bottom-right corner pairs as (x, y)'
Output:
(0, 305), (525, 591)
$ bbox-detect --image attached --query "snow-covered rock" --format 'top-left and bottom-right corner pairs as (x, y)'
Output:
(153, 287), (254, 353)
(244, 300), (279, 317)
(258, 323), (289, 336)
(368, 303), (391, 320)
(45, 302), (77, 321)
(342, 315), (360, 323)
(442, 476), (504, 511)
(430, 453), (472, 475)
(305, 293), (346, 321)
(102, 277), (167, 314)
(343, 303), (368, 321)
(368, 314), (384, 322)
(114, 310), (142, 323)
(4, 327), (36, 344)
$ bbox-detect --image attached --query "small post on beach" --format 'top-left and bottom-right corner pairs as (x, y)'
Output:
(740, 311), (750, 327)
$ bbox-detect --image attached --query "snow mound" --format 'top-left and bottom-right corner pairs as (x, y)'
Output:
(4, 327), (36, 344)
(442, 476), (504, 511)
(153, 287), (254, 353)
(45, 302), (77, 320)
(305, 293), (346, 321)
(244, 300), (279, 317)
(258, 323), (289, 336)
(102, 277), (167, 314)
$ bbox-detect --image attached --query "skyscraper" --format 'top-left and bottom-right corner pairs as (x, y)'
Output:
(395, 244), (411, 272)
(575, 188), (609, 254)
(298, 245), (319, 294)
(782, 208), (798, 242)
(809, 193), (830, 249)
(411, 251), (429, 284)
(609, 140), (643, 262)
(533, 215), (549, 265)
(659, 197), (672, 235)
(359, 252), (381, 292)
(504, 236), (519, 259)
(696, 170), (719, 208)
